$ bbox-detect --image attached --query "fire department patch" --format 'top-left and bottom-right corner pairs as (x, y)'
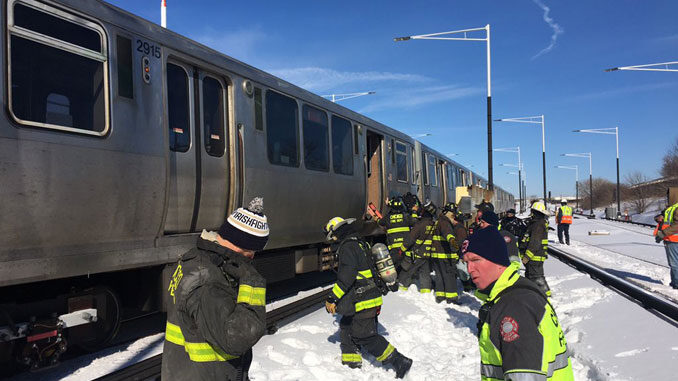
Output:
(503, 236), (512, 244)
(500, 316), (519, 342)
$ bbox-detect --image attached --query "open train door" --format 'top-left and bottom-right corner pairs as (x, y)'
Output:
(365, 130), (384, 215)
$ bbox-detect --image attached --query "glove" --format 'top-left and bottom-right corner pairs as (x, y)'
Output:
(655, 236), (662, 243)
(656, 230), (667, 239)
(521, 255), (530, 265)
(222, 255), (265, 285)
(388, 283), (399, 292)
(325, 301), (336, 314)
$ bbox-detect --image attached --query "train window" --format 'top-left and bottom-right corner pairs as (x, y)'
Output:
(427, 154), (438, 187)
(302, 105), (329, 171)
(203, 76), (225, 157)
(117, 35), (133, 99)
(395, 141), (408, 183)
(254, 87), (263, 131)
(331, 115), (353, 175)
(8, 0), (109, 135)
(266, 91), (299, 167)
(13, 3), (102, 52)
(447, 165), (455, 189)
(167, 63), (190, 152)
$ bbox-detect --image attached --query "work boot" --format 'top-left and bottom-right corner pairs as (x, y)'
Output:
(435, 296), (445, 303)
(534, 277), (551, 296)
(447, 296), (461, 305)
(384, 350), (413, 379)
(342, 361), (361, 369)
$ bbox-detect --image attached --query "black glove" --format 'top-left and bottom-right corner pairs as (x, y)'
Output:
(656, 230), (667, 239)
(221, 255), (265, 286)
(655, 236), (663, 243)
(388, 283), (399, 292)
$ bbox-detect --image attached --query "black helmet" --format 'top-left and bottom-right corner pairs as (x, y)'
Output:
(423, 200), (438, 217)
(388, 196), (406, 212)
(442, 202), (458, 215)
(403, 192), (420, 211)
(507, 208), (516, 215)
(475, 201), (494, 213)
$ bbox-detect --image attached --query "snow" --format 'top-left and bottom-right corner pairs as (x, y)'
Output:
(9, 218), (678, 380)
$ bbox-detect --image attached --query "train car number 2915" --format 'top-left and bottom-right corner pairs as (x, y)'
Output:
(137, 39), (161, 59)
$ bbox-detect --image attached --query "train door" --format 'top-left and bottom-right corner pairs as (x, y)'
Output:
(164, 60), (229, 234)
(441, 161), (449, 205)
(366, 130), (384, 213)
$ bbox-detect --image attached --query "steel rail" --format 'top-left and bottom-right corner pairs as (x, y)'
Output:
(549, 246), (678, 325)
(600, 216), (656, 228)
(94, 288), (332, 381)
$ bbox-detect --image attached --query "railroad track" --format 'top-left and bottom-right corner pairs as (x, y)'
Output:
(549, 246), (678, 326)
(94, 287), (332, 381)
(601, 216), (656, 228)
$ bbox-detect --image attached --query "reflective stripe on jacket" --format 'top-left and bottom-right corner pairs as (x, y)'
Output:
(558, 206), (573, 224)
(330, 236), (383, 314)
(378, 212), (414, 254)
(478, 264), (574, 381)
(521, 217), (549, 261)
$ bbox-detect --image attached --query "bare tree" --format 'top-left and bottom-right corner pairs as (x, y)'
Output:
(624, 171), (650, 214)
(577, 177), (616, 209)
(661, 137), (678, 179)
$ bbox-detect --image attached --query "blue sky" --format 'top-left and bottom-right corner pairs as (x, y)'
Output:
(110, 0), (678, 198)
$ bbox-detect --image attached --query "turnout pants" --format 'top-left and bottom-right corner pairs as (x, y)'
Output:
(525, 260), (551, 296)
(339, 309), (394, 365)
(557, 224), (570, 245)
(397, 256), (432, 292)
(432, 258), (458, 300)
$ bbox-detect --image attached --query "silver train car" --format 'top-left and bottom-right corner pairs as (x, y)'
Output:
(0, 0), (513, 366)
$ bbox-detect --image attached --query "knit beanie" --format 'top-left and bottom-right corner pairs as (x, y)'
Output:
(218, 197), (269, 251)
(461, 226), (510, 267)
(479, 210), (499, 226)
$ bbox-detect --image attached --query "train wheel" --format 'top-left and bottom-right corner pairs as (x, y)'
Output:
(72, 286), (121, 352)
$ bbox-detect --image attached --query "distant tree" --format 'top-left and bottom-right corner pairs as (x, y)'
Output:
(624, 171), (650, 214)
(661, 137), (678, 179)
(577, 177), (616, 209)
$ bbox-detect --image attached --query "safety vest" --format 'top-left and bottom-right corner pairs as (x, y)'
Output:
(478, 264), (574, 381)
(655, 203), (678, 243)
(559, 206), (573, 224)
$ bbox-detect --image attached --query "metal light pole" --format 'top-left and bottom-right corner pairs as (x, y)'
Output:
(495, 116), (546, 203)
(395, 25), (494, 190)
(605, 61), (678, 72)
(321, 91), (376, 102)
(574, 127), (621, 216)
(563, 153), (592, 215)
(502, 164), (523, 210)
(555, 165), (579, 210)
(494, 147), (522, 211)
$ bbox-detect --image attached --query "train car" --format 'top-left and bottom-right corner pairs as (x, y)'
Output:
(0, 0), (512, 368)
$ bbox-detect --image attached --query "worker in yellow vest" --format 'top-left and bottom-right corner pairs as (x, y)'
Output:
(655, 202), (678, 289)
(556, 199), (573, 245)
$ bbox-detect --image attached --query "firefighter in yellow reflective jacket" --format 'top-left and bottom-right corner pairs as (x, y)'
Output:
(462, 227), (574, 381)
(324, 217), (413, 379)
(162, 198), (269, 381)
(520, 201), (552, 296)
(377, 196), (414, 270)
(435, 202), (462, 303)
(398, 201), (437, 293)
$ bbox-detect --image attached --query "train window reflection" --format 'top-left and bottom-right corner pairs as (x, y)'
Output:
(302, 105), (329, 171)
(331, 116), (353, 176)
(10, 36), (106, 133)
(427, 154), (437, 187)
(395, 142), (408, 183)
(266, 91), (299, 167)
(167, 63), (190, 152)
(203, 76), (225, 157)
(254, 87), (263, 131)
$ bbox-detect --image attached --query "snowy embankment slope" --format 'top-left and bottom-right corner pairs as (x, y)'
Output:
(550, 216), (678, 301)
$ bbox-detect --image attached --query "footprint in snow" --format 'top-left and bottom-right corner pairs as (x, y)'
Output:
(281, 337), (315, 350)
(614, 347), (649, 357)
(266, 345), (295, 365)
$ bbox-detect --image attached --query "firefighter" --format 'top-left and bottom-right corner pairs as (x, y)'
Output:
(442, 203), (474, 292)
(655, 202), (678, 289)
(556, 199), (573, 245)
(398, 201), (436, 293)
(461, 227), (574, 381)
(402, 192), (421, 220)
(498, 208), (527, 239)
(162, 198), (269, 381)
(434, 202), (461, 304)
(323, 217), (413, 378)
(520, 201), (551, 296)
(376, 196), (414, 270)
(470, 201), (494, 236)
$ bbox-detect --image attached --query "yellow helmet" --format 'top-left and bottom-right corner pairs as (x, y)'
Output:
(324, 216), (356, 240)
(531, 201), (549, 216)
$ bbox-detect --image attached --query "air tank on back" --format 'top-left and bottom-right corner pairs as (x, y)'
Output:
(371, 243), (397, 286)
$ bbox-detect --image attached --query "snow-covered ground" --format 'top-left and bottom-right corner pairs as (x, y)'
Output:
(10, 221), (678, 380)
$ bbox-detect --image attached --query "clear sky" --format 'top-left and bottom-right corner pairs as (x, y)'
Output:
(110, 0), (678, 199)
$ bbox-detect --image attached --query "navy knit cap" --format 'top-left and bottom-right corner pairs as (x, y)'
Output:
(461, 226), (510, 267)
(479, 210), (499, 226)
(218, 197), (269, 251)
